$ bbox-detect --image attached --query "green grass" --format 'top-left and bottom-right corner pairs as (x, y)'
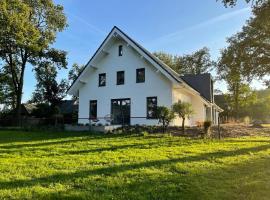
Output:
(262, 124), (270, 128)
(0, 130), (269, 200)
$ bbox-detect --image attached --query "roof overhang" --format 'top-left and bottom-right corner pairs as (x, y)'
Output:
(213, 103), (224, 112)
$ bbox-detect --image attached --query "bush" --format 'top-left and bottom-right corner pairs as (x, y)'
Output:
(142, 131), (149, 137)
(243, 116), (251, 126)
(203, 121), (212, 138)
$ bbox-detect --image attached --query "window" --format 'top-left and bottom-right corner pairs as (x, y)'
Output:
(136, 68), (145, 83)
(99, 73), (106, 87)
(117, 71), (125, 85)
(147, 97), (157, 119)
(118, 45), (123, 56)
(89, 100), (97, 119)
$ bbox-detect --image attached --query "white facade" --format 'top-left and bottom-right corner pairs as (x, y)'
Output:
(68, 27), (222, 127)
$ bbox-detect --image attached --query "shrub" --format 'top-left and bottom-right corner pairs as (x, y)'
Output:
(243, 116), (251, 126)
(142, 131), (149, 136)
(203, 121), (212, 138)
(156, 106), (175, 133)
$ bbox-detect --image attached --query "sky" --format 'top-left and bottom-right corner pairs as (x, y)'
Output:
(22, 0), (266, 102)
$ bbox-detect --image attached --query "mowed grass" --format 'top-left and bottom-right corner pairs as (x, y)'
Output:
(0, 130), (269, 200)
(262, 124), (270, 128)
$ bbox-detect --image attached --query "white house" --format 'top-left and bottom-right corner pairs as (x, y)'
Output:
(68, 26), (223, 126)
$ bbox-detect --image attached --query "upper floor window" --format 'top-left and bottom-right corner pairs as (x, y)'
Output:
(118, 45), (123, 56)
(99, 73), (106, 87)
(147, 97), (157, 119)
(136, 68), (145, 83)
(117, 71), (125, 85)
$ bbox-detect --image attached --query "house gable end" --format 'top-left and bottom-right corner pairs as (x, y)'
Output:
(67, 26), (181, 96)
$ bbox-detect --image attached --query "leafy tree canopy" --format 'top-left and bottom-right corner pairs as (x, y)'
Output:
(154, 47), (214, 75)
(0, 0), (67, 122)
(172, 101), (194, 133)
(30, 61), (68, 107)
(219, 0), (266, 7)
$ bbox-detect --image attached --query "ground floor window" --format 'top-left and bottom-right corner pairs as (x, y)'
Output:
(111, 98), (131, 125)
(89, 100), (97, 119)
(147, 97), (157, 119)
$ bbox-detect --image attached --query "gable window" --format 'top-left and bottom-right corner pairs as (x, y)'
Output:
(117, 71), (125, 85)
(136, 68), (145, 83)
(147, 97), (157, 119)
(118, 45), (123, 56)
(99, 73), (106, 87)
(89, 100), (97, 119)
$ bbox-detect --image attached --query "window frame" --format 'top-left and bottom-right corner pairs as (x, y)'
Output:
(116, 71), (125, 85)
(98, 73), (106, 87)
(146, 97), (158, 119)
(118, 45), (123, 56)
(89, 100), (97, 120)
(136, 68), (145, 83)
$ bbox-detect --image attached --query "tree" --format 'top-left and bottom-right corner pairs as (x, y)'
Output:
(153, 47), (214, 75)
(218, 1), (270, 79)
(225, 84), (257, 119)
(0, 65), (16, 109)
(219, 0), (266, 7)
(68, 63), (84, 84)
(178, 47), (215, 75)
(67, 63), (84, 100)
(156, 106), (175, 133)
(172, 101), (194, 133)
(0, 0), (67, 124)
(31, 62), (68, 107)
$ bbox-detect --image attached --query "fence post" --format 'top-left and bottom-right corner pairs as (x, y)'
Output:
(218, 116), (221, 140)
(89, 118), (91, 131)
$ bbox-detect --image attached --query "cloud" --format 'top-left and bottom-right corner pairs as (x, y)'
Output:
(147, 7), (251, 47)
(69, 13), (106, 36)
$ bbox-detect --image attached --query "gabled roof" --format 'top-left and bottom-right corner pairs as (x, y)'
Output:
(67, 26), (185, 95)
(181, 74), (213, 102)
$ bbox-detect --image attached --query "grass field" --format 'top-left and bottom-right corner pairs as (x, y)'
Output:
(0, 130), (269, 200)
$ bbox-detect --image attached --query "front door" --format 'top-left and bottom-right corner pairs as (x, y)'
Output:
(111, 98), (131, 125)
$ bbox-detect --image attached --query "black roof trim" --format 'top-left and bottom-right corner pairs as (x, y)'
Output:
(67, 27), (116, 92)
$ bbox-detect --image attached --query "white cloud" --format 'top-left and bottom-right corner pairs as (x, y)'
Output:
(147, 7), (251, 47)
(69, 13), (106, 36)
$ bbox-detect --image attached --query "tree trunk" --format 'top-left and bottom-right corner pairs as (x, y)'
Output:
(182, 117), (185, 134)
(15, 84), (23, 126)
(162, 119), (165, 134)
(234, 82), (240, 121)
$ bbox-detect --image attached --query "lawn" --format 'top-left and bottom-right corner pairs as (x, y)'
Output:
(0, 130), (269, 200)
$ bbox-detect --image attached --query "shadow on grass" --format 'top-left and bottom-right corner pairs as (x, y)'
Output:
(0, 130), (94, 144)
(0, 129), (148, 146)
(0, 143), (269, 191)
(224, 139), (270, 143)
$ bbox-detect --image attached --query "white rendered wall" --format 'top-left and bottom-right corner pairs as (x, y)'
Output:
(78, 39), (172, 125)
(172, 88), (206, 126)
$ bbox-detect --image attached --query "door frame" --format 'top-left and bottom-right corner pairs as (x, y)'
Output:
(111, 98), (131, 125)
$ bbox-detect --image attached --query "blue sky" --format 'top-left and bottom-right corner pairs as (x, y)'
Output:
(22, 0), (264, 102)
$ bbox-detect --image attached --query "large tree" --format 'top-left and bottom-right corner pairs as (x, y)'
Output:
(0, 0), (67, 124)
(218, 1), (270, 79)
(31, 62), (68, 107)
(217, 0), (270, 119)
(153, 47), (214, 75)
